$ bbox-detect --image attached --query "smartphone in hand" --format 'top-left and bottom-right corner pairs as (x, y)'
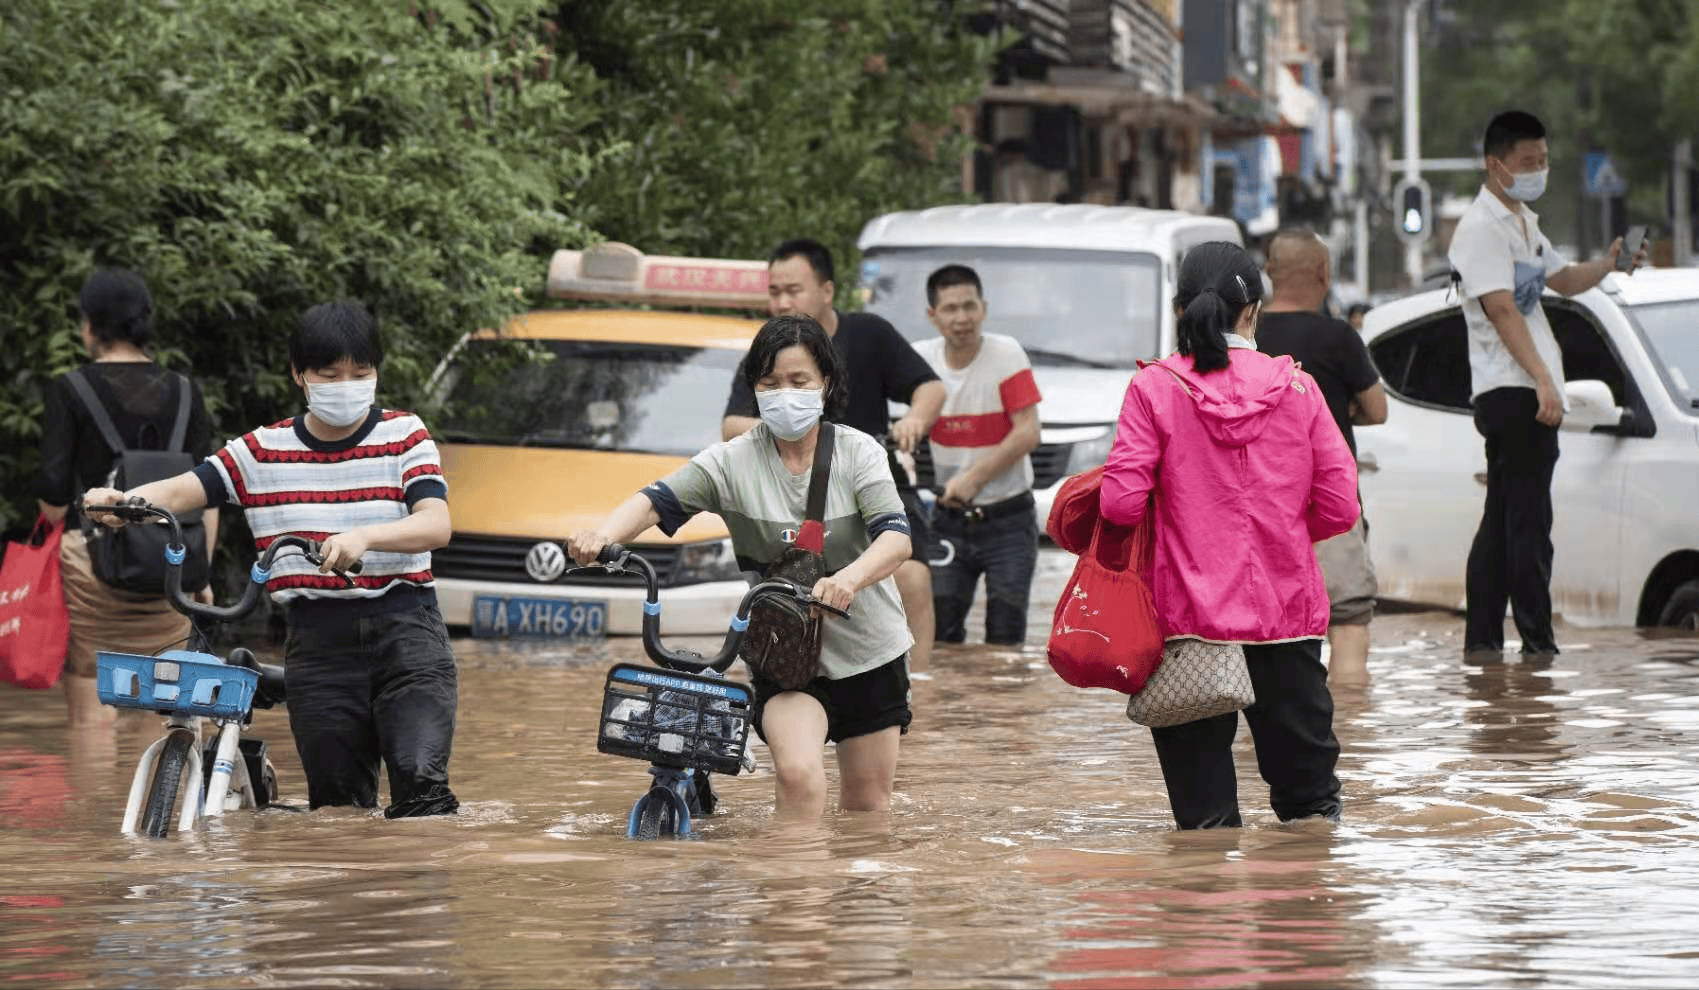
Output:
(1616, 225), (1648, 272)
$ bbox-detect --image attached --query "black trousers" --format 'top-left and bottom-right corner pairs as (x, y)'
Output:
(1465, 387), (1560, 654)
(1149, 639), (1341, 829)
(932, 503), (1040, 645)
(284, 600), (461, 817)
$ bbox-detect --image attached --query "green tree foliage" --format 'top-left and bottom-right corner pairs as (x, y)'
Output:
(0, 0), (599, 533)
(562, 0), (996, 279)
(1419, 0), (1695, 246)
(0, 0), (996, 539)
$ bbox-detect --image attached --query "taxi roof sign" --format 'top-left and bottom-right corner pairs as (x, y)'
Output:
(548, 242), (769, 309)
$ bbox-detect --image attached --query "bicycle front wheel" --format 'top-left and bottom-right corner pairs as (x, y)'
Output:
(140, 729), (196, 838)
(633, 790), (682, 840)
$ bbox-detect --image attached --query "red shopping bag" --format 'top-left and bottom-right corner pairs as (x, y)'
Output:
(0, 516), (69, 690)
(1045, 467), (1163, 694)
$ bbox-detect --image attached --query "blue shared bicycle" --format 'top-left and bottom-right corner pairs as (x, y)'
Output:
(581, 544), (846, 839)
(84, 498), (359, 837)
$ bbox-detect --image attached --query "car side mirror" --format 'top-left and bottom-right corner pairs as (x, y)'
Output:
(1560, 379), (1625, 432)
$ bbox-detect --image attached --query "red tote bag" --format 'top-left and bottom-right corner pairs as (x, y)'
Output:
(0, 516), (69, 690)
(1045, 467), (1163, 694)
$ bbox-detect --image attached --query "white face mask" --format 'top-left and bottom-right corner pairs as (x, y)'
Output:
(756, 387), (824, 441)
(1500, 164), (1548, 202)
(306, 378), (377, 428)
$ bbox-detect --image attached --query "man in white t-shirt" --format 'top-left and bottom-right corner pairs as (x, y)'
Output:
(1447, 110), (1645, 661)
(913, 264), (1042, 645)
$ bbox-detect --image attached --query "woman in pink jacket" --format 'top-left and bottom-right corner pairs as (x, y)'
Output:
(1101, 241), (1360, 829)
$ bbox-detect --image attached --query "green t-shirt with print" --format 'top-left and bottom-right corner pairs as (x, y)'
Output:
(647, 422), (914, 680)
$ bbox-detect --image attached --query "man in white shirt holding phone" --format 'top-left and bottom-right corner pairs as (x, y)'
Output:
(1448, 109), (1647, 662)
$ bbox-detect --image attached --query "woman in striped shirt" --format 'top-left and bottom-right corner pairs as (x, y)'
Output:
(85, 302), (461, 819)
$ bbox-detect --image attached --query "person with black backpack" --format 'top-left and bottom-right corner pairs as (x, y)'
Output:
(33, 269), (218, 725)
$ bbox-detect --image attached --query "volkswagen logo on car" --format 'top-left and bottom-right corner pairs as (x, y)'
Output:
(524, 541), (568, 583)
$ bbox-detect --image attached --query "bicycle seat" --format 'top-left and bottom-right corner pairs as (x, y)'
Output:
(230, 648), (287, 709)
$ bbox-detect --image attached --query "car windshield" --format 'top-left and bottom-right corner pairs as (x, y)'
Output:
(860, 247), (1163, 369)
(1625, 301), (1699, 409)
(433, 338), (742, 455)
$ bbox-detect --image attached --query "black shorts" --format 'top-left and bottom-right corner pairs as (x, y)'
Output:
(899, 488), (933, 563)
(752, 655), (913, 744)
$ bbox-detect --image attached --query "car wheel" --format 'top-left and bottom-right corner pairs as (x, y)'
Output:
(1656, 579), (1699, 631)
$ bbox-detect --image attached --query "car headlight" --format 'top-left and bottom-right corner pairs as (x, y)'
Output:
(1061, 430), (1116, 477)
(673, 538), (742, 584)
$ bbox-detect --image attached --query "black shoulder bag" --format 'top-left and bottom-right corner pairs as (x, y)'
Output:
(64, 369), (211, 595)
(739, 421), (835, 690)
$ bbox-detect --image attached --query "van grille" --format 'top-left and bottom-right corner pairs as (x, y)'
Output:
(433, 535), (680, 587)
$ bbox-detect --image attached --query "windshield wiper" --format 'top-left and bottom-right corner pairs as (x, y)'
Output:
(1022, 348), (1123, 370)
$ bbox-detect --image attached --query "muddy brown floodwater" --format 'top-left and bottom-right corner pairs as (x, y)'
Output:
(3, 549), (1698, 988)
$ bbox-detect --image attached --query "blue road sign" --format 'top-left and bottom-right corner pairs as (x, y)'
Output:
(1585, 152), (1628, 198)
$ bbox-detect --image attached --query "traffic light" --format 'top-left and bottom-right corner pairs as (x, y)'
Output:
(1394, 177), (1432, 244)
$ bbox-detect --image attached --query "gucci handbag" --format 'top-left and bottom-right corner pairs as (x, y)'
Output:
(739, 423), (834, 691)
(1125, 637), (1255, 728)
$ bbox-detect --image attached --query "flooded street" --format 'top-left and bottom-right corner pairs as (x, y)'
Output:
(4, 548), (1699, 989)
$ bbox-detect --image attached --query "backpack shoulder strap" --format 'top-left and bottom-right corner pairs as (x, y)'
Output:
(62, 368), (128, 456)
(167, 373), (192, 452)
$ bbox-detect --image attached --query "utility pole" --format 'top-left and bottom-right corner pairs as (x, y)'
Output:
(1676, 140), (1693, 266)
(1339, 23), (1369, 297)
(1401, 0), (1423, 288)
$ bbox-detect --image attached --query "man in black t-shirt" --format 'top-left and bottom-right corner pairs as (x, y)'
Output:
(1258, 228), (1388, 687)
(722, 238), (947, 671)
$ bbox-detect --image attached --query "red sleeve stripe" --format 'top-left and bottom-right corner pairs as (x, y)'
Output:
(215, 447), (252, 503)
(238, 486), (408, 508)
(268, 571), (434, 592)
(402, 464), (444, 483)
(999, 368), (1042, 412)
(930, 411), (1013, 448)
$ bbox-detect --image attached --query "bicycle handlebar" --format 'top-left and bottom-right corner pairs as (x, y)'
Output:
(82, 498), (364, 624)
(580, 543), (848, 674)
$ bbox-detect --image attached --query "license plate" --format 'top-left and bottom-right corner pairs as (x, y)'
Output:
(471, 595), (607, 639)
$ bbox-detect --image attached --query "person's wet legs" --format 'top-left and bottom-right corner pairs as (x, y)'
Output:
(284, 618), (380, 809)
(1150, 711), (1243, 829)
(930, 518), (981, 645)
(980, 509), (1039, 646)
(894, 561), (934, 671)
(1242, 639), (1342, 822)
(759, 692), (831, 818)
(896, 490), (935, 672)
(1500, 415), (1559, 654)
(1326, 623), (1371, 686)
(1466, 390), (1516, 655)
(371, 604), (460, 818)
(835, 726), (900, 812)
(62, 674), (115, 727)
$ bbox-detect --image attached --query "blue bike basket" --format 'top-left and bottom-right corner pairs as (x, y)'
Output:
(597, 663), (754, 775)
(96, 650), (260, 721)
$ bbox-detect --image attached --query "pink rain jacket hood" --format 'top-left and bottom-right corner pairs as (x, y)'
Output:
(1100, 348), (1360, 644)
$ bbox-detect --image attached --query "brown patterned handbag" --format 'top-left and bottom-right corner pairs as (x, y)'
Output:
(1125, 637), (1255, 728)
(739, 422), (834, 691)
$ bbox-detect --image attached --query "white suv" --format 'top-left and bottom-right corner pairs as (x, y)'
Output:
(1356, 269), (1699, 629)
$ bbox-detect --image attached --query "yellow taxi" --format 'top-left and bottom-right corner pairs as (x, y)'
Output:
(427, 243), (765, 637)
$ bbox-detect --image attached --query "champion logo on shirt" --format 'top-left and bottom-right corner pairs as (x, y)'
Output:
(779, 527), (830, 544)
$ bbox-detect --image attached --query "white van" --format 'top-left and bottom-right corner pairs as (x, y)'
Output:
(856, 204), (1242, 524)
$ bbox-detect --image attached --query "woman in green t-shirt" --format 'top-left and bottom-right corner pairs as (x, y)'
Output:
(569, 315), (916, 820)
